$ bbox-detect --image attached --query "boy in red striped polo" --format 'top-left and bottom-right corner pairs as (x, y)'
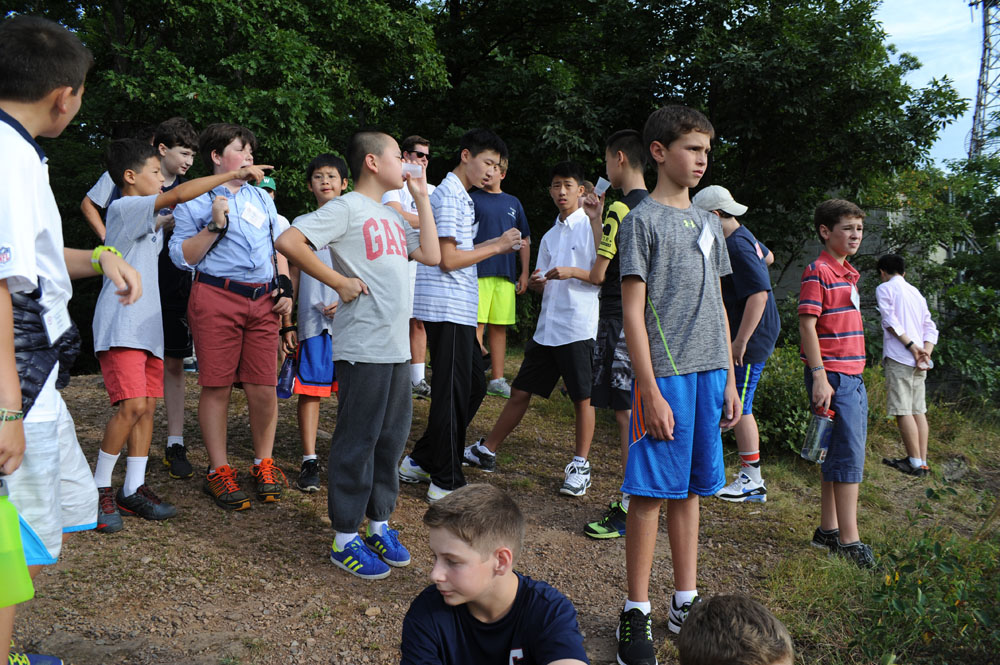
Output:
(797, 199), (874, 569)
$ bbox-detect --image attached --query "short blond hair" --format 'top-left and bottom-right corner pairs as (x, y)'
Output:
(423, 484), (524, 559)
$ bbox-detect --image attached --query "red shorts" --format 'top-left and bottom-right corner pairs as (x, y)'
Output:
(98, 348), (164, 404)
(188, 279), (280, 387)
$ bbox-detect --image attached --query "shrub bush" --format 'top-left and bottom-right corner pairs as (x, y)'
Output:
(852, 487), (1000, 664)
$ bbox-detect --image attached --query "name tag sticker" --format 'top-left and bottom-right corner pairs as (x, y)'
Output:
(242, 203), (266, 229)
(43, 303), (71, 346)
(698, 223), (714, 259)
(851, 284), (860, 310)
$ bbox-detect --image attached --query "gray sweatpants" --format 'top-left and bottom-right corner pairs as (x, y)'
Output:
(327, 360), (411, 533)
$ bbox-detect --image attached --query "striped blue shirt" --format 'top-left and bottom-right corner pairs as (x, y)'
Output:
(413, 172), (478, 326)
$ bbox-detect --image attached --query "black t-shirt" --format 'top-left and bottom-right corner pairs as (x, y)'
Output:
(157, 177), (192, 305)
(597, 188), (648, 320)
(721, 225), (780, 364)
(400, 573), (589, 665)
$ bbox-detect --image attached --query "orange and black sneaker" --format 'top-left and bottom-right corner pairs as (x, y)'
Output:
(203, 465), (251, 511)
(250, 458), (287, 503)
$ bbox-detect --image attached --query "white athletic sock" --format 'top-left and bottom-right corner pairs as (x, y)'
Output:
(673, 589), (698, 607)
(368, 520), (388, 537)
(93, 450), (120, 488)
(624, 599), (651, 615)
(410, 363), (425, 385)
(909, 456), (922, 468)
(334, 531), (358, 550)
(572, 455), (587, 467)
(303, 454), (318, 462)
(621, 493), (631, 512)
(166, 435), (184, 449)
(253, 458), (263, 466)
(122, 456), (148, 496)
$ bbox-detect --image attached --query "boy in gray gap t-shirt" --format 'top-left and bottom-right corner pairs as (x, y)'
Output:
(92, 138), (269, 533)
(275, 131), (440, 581)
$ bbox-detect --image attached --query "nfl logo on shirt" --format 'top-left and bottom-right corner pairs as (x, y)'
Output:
(0, 245), (10, 265)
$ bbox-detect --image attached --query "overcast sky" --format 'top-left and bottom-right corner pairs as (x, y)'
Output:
(876, 0), (982, 165)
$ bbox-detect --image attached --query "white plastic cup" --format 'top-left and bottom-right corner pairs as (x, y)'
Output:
(594, 177), (611, 196)
(402, 163), (422, 178)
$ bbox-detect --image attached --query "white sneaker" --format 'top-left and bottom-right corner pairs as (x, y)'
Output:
(560, 460), (592, 497)
(487, 377), (511, 398)
(462, 439), (497, 472)
(715, 471), (767, 503)
(426, 482), (452, 503)
(398, 455), (431, 484)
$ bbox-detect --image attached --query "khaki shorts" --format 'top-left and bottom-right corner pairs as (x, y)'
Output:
(884, 357), (927, 416)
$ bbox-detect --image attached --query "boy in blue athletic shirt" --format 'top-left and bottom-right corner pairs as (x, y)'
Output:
(692, 185), (780, 504)
(615, 105), (742, 665)
(471, 157), (531, 398)
(401, 484), (589, 665)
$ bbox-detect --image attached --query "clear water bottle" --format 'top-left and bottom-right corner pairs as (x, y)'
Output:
(801, 407), (836, 464)
(276, 355), (295, 399)
(0, 477), (35, 607)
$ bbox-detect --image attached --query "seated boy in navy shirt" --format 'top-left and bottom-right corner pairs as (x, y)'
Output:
(401, 484), (589, 665)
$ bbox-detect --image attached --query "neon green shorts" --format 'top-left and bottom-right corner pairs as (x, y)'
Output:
(477, 276), (516, 325)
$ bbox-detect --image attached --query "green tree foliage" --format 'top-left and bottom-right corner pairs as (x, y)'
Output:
(2, 0), (965, 356)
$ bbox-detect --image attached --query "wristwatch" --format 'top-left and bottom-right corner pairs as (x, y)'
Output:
(206, 219), (226, 233)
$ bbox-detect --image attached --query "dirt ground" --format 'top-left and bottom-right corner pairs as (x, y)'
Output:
(10, 372), (913, 665)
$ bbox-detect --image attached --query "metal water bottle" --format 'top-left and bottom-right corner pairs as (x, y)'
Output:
(276, 355), (295, 399)
(801, 407), (835, 464)
(0, 477), (35, 607)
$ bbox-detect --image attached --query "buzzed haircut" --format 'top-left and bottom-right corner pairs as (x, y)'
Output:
(678, 595), (794, 665)
(550, 160), (586, 185)
(346, 131), (391, 182)
(423, 484), (525, 560)
(198, 123), (259, 172)
(643, 105), (715, 156)
(401, 135), (431, 153)
(0, 15), (93, 102)
(458, 128), (508, 162)
(813, 199), (865, 243)
(154, 117), (198, 151)
(877, 253), (905, 276)
(107, 138), (160, 188)
(606, 129), (646, 170)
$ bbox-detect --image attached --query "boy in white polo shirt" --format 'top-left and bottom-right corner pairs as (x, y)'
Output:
(464, 161), (600, 497)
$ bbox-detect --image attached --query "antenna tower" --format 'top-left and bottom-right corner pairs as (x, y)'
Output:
(969, 1), (1000, 158)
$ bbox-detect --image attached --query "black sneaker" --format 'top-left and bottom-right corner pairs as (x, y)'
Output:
(616, 607), (657, 665)
(584, 500), (627, 539)
(882, 456), (926, 477)
(296, 459), (321, 493)
(462, 438), (496, 472)
(667, 594), (700, 634)
(163, 444), (194, 479)
(810, 526), (839, 553)
(837, 540), (876, 569)
(96, 486), (123, 534)
(116, 485), (178, 520)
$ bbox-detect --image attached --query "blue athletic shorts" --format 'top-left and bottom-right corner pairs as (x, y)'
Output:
(804, 369), (867, 483)
(621, 369), (727, 499)
(293, 333), (336, 397)
(734, 362), (766, 415)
